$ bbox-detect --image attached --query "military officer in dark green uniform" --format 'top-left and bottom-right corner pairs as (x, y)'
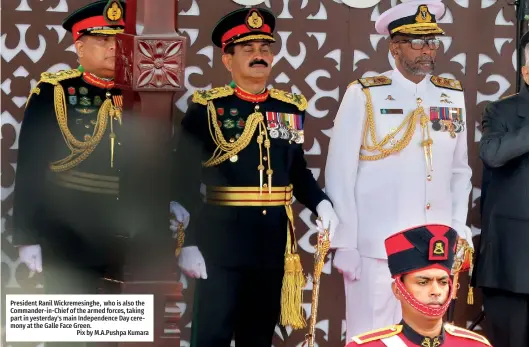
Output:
(12, 0), (132, 300)
(13, 0), (190, 299)
(170, 7), (339, 347)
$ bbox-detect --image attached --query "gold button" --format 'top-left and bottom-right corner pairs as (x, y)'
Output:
(262, 209), (267, 215)
(229, 137), (235, 143)
(263, 156), (268, 161)
(427, 175), (432, 181)
(263, 183), (268, 188)
(426, 203), (431, 210)
(255, 105), (260, 111)
(229, 155), (238, 163)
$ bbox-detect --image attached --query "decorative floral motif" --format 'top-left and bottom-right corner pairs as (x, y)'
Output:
(137, 40), (183, 88)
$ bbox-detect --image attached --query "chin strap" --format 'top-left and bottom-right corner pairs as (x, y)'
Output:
(395, 276), (453, 318)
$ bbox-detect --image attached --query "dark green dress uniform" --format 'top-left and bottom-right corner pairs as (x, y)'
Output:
(173, 84), (329, 347)
(13, 68), (128, 291)
(171, 9), (331, 346)
(11, 0), (128, 298)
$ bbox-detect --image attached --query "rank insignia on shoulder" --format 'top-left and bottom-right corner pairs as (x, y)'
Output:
(351, 325), (402, 344)
(192, 86), (234, 105)
(356, 75), (392, 89)
(430, 76), (463, 91)
(444, 323), (491, 346)
(39, 69), (82, 86)
(269, 89), (308, 111)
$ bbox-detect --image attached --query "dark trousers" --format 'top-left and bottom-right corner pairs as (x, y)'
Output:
(41, 240), (124, 347)
(482, 287), (529, 347)
(190, 265), (284, 347)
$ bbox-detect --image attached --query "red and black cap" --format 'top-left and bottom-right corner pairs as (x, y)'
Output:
(385, 224), (458, 277)
(212, 8), (276, 52)
(62, 0), (126, 42)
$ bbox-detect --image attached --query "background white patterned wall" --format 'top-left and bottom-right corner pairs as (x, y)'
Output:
(1, 0), (521, 346)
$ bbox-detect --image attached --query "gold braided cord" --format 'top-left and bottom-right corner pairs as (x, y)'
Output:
(174, 222), (185, 257)
(49, 85), (112, 172)
(53, 84), (110, 149)
(203, 101), (264, 167)
(359, 88), (417, 161)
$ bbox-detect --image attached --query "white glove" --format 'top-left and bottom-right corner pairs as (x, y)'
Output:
(333, 248), (361, 282)
(315, 199), (339, 242)
(170, 201), (190, 235)
(454, 223), (474, 250)
(18, 245), (43, 273)
(178, 246), (207, 279)
(463, 226), (474, 250)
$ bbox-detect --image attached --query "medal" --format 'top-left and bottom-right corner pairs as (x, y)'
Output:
(295, 130), (304, 144)
(279, 126), (290, 140)
(431, 120), (441, 131)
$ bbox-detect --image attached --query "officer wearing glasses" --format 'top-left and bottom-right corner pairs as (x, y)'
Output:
(325, 0), (473, 340)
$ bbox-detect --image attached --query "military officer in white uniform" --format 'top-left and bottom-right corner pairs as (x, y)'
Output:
(324, 0), (473, 340)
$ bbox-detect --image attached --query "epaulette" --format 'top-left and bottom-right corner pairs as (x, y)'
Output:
(430, 76), (463, 91)
(444, 323), (491, 346)
(269, 89), (307, 111)
(353, 75), (392, 89)
(39, 69), (82, 86)
(351, 325), (402, 344)
(192, 86), (234, 105)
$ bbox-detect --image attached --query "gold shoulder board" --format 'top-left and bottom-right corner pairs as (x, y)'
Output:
(269, 89), (308, 111)
(430, 76), (463, 91)
(357, 75), (392, 88)
(351, 325), (402, 344)
(444, 324), (491, 346)
(39, 69), (82, 86)
(192, 86), (234, 105)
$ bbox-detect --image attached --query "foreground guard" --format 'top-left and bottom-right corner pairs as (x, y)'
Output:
(326, 0), (473, 339)
(346, 225), (491, 346)
(170, 7), (339, 347)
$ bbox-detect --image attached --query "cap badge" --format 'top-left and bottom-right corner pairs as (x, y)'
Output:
(246, 10), (264, 30)
(416, 5), (433, 23)
(104, 0), (123, 24)
(429, 236), (448, 260)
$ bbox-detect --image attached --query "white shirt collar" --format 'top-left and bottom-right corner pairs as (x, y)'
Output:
(391, 68), (430, 96)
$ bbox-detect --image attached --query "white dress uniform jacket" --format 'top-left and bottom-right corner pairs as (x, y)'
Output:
(325, 68), (473, 339)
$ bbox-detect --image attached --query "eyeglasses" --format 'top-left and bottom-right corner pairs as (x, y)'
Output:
(393, 38), (441, 50)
